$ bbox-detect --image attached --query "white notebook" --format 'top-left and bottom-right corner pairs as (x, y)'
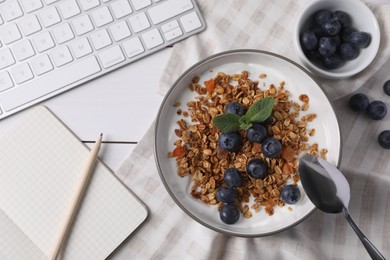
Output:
(0, 106), (148, 260)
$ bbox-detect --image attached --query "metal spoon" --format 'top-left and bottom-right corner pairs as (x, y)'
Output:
(298, 154), (386, 260)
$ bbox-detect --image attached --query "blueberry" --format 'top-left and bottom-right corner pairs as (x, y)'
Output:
(246, 123), (268, 143)
(261, 116), (274, 126)
(309, 25), (325, 38)
(281, 185), (301, 204)
(224, 168), (243, 188)
(331, 35), (341, 47)
(340, 26), (357, 42)
(216, 187), (237, 203)
(383, 80), (390, 96)
(318, 37), (337, 57)
(246, 158), (268, 179)
(219, 203), (240, 224)
(225, 102), (245, 116)
(339, 42), (358, 61)
(367, 100), (387, 120)
(218, 132), (242, 152)
(321, 21), (341, 36)
(300, 31), (318, 51)
(305, 50), (322, 61)
(349, 31), (371, 48)
(348, 93), (369, 111)
(378, 130), (390, 149)
(314, 9), (333, 26)
(322, 55), (342, 70)
(333, 10), (351, 27)
(262, 138), (282, 158)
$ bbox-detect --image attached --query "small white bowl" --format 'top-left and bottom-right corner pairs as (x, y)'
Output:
(294, 0), (381, 79)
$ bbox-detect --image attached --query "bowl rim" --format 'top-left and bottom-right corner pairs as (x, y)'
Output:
(154, 49), (343, 237)
(293, 0), (381, 79)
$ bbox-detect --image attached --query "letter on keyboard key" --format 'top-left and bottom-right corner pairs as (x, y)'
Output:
(98, 45), (125, 68)
(148, 0), (193, 24)
(0, 56), (101, 112)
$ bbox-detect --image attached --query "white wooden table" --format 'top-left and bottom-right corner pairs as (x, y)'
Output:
(0, 46), (172, 172)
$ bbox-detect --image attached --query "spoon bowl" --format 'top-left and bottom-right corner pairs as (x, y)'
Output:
(299, 154), (385, 260)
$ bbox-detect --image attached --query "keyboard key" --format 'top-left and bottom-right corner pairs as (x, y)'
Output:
(21, 0), (43, 13)
(39, 6), (61, 27)
(110, 0), (132, 19)
(32, 31), (55, 52)
(91, 6), (113, 27)
(141, 28), (163, 49)
(0, 48), (16, 69)
(148, 0), (193, 25)
(70, 37), (93, 58)
(98, 45), (125, 68)
(163, 27), (182, 41)
(0, 56), (101, 112)
(31, 54), (54, 75)
(44, 0), (60, 4)
(161, 19), (179, 33)
(128, 12), (150, 33)
(109, 21), (131, 41)
(50, 46), (73, 67)
(12, 40), (35, 61)
(180, 11), (202, 32)
(58, 0), (81, 19)
(52, 23), (75, 44)
(131, 0), (151, 10)
(0, 1), (23, 22)
(122, 37), (144, 58)
(79, 0), (100, 11)
(72, 15), (94, 36)
(0, 72), (14, 92)
(0, 23), (22, 44)
(19, 15), (42, 36)
(11, 63), (34, 84)
(90, 29), (112, 50)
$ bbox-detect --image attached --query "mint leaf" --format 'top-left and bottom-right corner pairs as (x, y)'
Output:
(239, 116), (252, 130)
(212, 114), (241, 133)
(245, 97), (274, 123)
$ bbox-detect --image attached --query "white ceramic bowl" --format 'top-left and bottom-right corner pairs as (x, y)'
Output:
(154, 50), (342, 237)
(294, 0), (381, 79)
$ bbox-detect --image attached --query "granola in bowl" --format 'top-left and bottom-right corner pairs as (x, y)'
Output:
(168, 70), (327, 222)
(154, 50), (341, 237)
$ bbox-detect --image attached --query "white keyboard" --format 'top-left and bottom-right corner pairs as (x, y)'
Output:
(0, 0), (206, 119)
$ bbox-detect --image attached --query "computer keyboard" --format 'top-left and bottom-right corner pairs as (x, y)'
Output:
(0, 0), (206, 119)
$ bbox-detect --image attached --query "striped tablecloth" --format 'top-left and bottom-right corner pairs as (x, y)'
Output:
(114, 1), (390, 259)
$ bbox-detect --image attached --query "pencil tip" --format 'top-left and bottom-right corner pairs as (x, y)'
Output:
(100, 133), (103, 137)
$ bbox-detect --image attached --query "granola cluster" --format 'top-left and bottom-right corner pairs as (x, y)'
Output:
(168, 71), (327, 218)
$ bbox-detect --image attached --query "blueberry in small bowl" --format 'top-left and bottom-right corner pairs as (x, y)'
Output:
(294, 0), (380, 79)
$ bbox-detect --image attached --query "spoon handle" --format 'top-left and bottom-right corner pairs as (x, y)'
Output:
(343, 208), (386, 260)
